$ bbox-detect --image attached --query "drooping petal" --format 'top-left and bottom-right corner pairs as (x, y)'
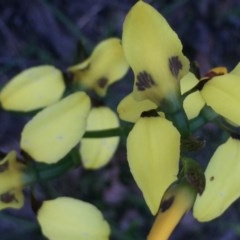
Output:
(37, 197), (110, 240)
(200, 63), (240, 125)
(68, 38), (129, 96)
(148, 182), (195, 240)
(0, 65), (65, 111)
(193, 137), (240, 221)
(80, 107), (120, 169)
(117, 92), (157, 122)
(180, 72), (205, 119)
(21, 92), (91, 164)
(122, 1), (189, 107)
(127, 116), (180, 215)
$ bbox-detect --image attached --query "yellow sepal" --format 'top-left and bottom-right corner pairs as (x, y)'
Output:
(127, 116), (180, 215)
(21, 92), (91, 164)
(37, 197), (110, 240)
(193, 137), (240, 221)
(0, 65), (65, 111)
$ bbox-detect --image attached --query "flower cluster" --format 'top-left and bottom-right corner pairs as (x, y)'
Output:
(0, 0), (240, 239)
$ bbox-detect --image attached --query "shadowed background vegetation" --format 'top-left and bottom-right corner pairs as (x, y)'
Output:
(1, 0), (240, 239)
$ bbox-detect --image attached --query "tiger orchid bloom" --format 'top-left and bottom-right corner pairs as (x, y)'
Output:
(122, 1), (189, 112)
(68, 38), (129, 97)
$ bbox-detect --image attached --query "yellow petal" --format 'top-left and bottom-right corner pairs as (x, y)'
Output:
(127, 116), (180, 215)
(122, 1), (189, 105)
(193, 137), (240, 221)
(68, 38), (129, 96)
(21, 92), (91, 164)
(37, 197), (110, 240)
(180, 72), (205, 119)
(80, 107), (120, 169)
(0, 151), (25, 210)
(0, 65), (65, 111)
(148, 182), (195, 240)
(117, 92), (157, 122)
(201, 63), (240, 125)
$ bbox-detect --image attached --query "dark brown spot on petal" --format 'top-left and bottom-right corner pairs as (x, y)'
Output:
(141, 109), (159, 118)
(136, 71), (156, 91)
(210, 176), (214, 181)
(97, 77), (108, 88)
(0, 161), (9, 173)
(160, 196), (174, 212)
(169, 56), (183, 78)
(0, 192), (18, 203)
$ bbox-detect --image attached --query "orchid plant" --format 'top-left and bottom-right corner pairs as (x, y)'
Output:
(0, 1), (240, 239)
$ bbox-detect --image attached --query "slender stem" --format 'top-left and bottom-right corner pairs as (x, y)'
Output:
(83, 125), (132, 138)
(189, 105), (219, 132)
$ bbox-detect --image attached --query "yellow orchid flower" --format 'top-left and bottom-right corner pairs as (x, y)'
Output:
(117, 92), (157, 122)
(80, 106), (120, 169)
(37, 197), (110, 240)
(180, 72), (205, 120)
(200, 63), (240, 125)
(21, 92), (91, 164)
(122, 1), (189, 110)
(0, 65), (65, 111)
(0, 151), (28, 210)
(127, 115), (180, 215)
(148, 182), (195, 240)
(193, 137), (240, 222)
(68, 38), (129, 97)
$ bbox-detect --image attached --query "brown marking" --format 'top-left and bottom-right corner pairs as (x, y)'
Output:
(160, 196), (174, 212)
(97, 77), (108, 88)
(210, 176), (214, 181)
(169, 56), (182, 78)
(136, 71), (156, 91)
(0, 192), (18, 203)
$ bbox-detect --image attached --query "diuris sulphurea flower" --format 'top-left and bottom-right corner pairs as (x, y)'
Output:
(193, 137), (240, 222)
(0, 65), (65, 112)
(21, 92), (91, 164)
(122, 1), (189, 112)
(68, 38), (129, 97)
(127, 114), (180, 215)
(37, 197), (110, 240)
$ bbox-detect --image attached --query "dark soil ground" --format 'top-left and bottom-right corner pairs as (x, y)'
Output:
(1, 0), (240, 239)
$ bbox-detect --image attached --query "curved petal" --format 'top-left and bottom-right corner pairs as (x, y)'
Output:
(80, 107), (120, 169)
(0, 65), (65, 111)
(201, 63), (240, 125)
(193, 137), (240, 221)
(68, 38), (129, 96)
(122, 1), (189, 106)
(117, 92), (157, 122)
(37, 197), (110, 240)
(180, 72), (205, 119)
(21, 92), (91, 164)
(127, 116), (180, 215)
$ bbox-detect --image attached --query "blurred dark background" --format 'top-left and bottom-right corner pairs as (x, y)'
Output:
(1, 0), (240, 239)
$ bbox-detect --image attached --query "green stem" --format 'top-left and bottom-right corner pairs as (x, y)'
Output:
(189, 105), (220, 132)
(26, 149), (80, 184)
(83, 125), (132, 138)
